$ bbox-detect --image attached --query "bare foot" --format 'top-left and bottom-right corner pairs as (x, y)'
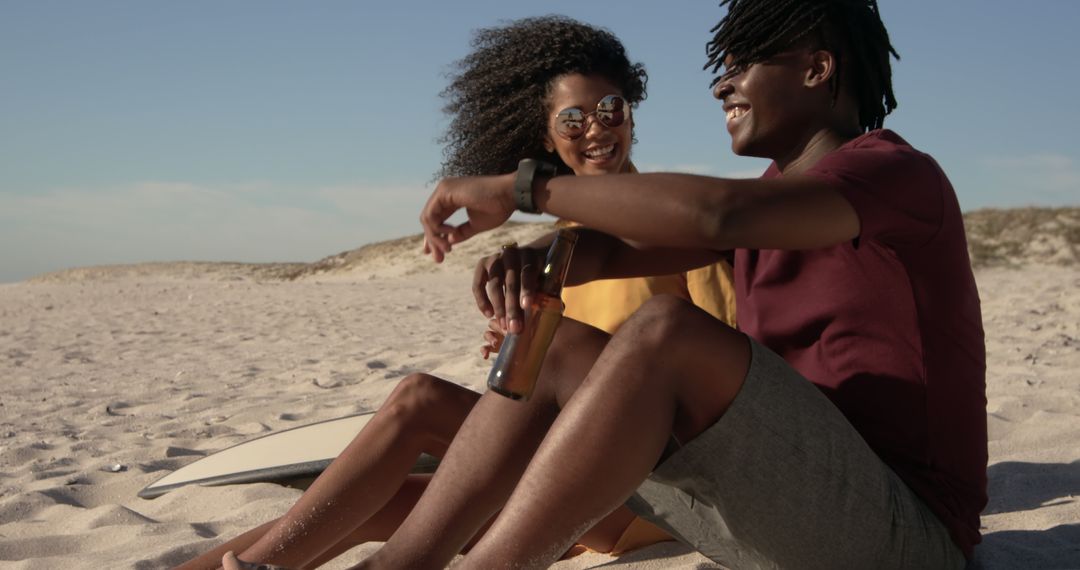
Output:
(221, 551), (293, 570)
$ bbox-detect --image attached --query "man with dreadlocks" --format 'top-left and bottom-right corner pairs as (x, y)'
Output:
(402, 1), (986, 568)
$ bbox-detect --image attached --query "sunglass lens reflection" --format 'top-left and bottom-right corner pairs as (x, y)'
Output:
(556, 95), (627, 139)
(559, 109), (585, 135)
(596, 95), (626, 128)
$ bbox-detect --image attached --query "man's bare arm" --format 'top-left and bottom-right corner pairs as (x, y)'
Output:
(561, 229), (725, 286)
(423, 171), (859, 268)
(518, 229), (723, 285)
(534, 172), (860, 252)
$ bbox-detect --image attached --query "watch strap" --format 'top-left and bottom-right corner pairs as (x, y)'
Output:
(513, 158), (556, 214)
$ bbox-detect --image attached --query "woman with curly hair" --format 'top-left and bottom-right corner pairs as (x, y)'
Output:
(177, 15), (734, 570)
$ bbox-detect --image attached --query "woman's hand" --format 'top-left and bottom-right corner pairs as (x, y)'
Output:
(480, 318), (506, 360)
(420, 173), (517, 263)
(473, 244), (545, 335)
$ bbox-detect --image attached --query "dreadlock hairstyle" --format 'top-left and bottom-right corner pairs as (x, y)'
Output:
(705, 0), (899, 131)
(438, 15), (647, 178)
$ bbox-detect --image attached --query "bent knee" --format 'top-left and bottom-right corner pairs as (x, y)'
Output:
(379, 374), (479, 450)
(628, 294), (710, 331)
(621, 294), (738, 349)
(384, 374), (472, 421)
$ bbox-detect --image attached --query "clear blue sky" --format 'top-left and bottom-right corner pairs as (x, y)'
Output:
(2, 1), (1078, 283)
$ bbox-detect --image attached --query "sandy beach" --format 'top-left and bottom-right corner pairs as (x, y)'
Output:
(1, 212), (1078, 569)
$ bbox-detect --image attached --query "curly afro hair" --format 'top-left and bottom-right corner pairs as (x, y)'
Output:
(437, 15), (647, 178)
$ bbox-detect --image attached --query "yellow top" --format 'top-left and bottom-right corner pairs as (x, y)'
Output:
(562, 262), (736, 334)
(685, 259), (738, 326)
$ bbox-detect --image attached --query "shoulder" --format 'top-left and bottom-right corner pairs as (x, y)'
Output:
(811, 130), (943, 183)
(807, 130), (952, 248)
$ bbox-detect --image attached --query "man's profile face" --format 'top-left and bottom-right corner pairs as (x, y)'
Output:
(712, 51), (821, 159)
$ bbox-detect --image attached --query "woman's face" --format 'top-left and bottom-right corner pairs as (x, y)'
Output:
(544, 74), (633, 176)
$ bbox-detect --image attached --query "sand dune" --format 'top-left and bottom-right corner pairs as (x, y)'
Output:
(2, 209), (1078, 569)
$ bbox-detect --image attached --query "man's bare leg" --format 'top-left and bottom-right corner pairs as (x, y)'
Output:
(461, 296), (750, 567)
(356, 319), (612, 569)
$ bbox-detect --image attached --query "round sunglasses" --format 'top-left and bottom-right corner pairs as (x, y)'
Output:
(552, 94), (631, 140)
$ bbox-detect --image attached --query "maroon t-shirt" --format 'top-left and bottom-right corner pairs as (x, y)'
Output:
(734, 130), (987, 558)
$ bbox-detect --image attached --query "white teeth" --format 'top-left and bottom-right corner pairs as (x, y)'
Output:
(727, 106), (747, 121)
(584, 144), (615, 158)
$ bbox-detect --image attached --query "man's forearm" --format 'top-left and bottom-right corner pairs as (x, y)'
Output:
(534, 173), (741, 250)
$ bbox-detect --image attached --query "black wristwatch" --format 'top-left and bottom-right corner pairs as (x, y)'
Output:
(513, 158), (556, 214)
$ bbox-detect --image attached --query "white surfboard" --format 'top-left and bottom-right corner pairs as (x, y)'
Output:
(138, 411), (439, 499)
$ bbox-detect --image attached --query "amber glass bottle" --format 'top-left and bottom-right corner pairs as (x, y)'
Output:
(487, 229), (578, 401)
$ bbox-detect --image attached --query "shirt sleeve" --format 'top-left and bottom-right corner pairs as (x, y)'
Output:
(803, 138), (945, 250)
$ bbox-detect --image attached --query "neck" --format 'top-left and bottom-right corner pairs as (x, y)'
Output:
(773, 97), (864, 174)
(774, 125), (861, 175)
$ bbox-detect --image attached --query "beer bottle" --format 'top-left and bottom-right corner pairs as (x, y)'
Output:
(487, 229), (578, 401)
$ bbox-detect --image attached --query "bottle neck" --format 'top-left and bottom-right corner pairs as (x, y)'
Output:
(538, 229), (578, 298)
